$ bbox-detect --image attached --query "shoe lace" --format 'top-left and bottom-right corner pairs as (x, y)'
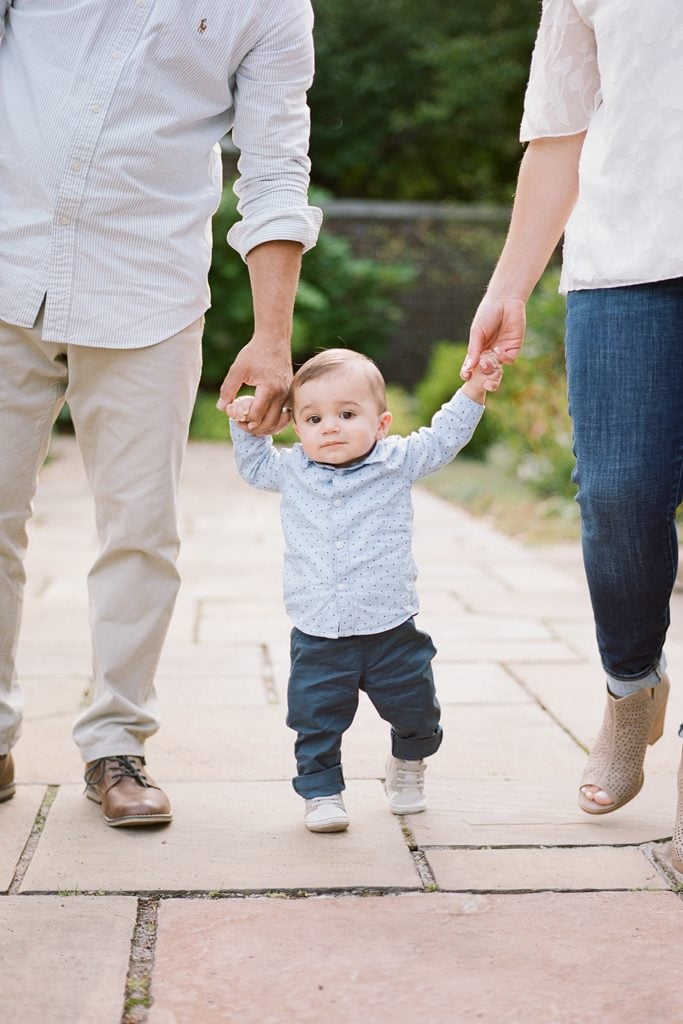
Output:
(84, 755), (151, 788)
(395, 762), (424, 791)
(309, 795), (344, 809)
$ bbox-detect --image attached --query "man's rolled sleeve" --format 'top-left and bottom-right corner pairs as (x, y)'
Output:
(227, 0), (323, 261)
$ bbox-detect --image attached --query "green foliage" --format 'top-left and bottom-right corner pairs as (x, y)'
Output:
(310, 0), (539, 201)
(203, 189), (415, 390)
(381, 270), (575, 499)
(189, 392), (231, 442)
(414, 341), (497, 457)
(484, 270), (576, 498)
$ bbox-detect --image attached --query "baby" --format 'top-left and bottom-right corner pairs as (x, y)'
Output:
(225, 348), (501, 832)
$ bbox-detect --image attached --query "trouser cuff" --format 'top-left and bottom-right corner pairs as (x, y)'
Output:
(292, 764), (345, 799)
(606, 654), (667, 697)
(391, 726), (443, 761)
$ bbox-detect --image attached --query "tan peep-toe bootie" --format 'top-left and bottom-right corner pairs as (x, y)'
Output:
(672, 748), (683, 876)
(578, 675), (670, 815)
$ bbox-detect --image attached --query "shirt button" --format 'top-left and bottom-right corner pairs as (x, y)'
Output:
(72, 161), (82, 173)
(58, 216), (71, 226)
(333, 499), (342, 507)
(112, 51), (122, 60)
(335, 541), (343, 550)
(90, 103), (102, 113)
(136, 0), (146, 6)
(337, 582), (347, 591)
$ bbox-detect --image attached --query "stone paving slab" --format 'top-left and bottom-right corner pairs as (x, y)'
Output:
(22, 674), (88, 719)
(430, 703), (585, 780)
(158, 643), (268, 679)
(425, 845), (669, 892)
(408, 777), (676, 847)
(432, 660), (531, 704)
(148, 892), (683, 1024)
(0, 785), (45, 892)
(422, 637), (584, 662)
(11, 716), (85, 784)
(424, 611), (554, 641)
(156, 648), (272, 704)
(20, 780), (420, 893)
(1, 895), (135, 1024)
(510, 661), (683, 772)
(16, 641), (92, 679)
(197, 603), (291, 647)
(152, 692), (398, 782)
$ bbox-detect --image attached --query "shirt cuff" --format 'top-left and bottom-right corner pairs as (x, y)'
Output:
(227, 205), (323, 262)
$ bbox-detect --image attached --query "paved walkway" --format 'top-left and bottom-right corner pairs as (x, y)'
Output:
(3, 436), (683, 1024)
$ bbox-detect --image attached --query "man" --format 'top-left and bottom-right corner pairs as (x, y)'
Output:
(0, 0), (321, 826)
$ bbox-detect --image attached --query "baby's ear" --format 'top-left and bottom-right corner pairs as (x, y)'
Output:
(377, 411), (393, 438)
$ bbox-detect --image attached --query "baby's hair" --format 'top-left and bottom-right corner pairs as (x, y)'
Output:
(288, 348), (387, 417)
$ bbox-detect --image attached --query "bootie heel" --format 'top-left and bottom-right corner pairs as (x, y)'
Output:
(672, 748), (683, 876)
(578, 674), (670, 815)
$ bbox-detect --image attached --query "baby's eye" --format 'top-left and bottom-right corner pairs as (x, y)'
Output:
(340, 410), (355, 420)
(307, 415), (321, 424)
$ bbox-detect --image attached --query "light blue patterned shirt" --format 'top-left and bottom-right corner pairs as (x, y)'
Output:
(0, 0), (321, 348)
(230, 389), (484, 638)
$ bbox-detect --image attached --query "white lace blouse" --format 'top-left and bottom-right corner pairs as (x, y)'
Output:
(520, 0), (683, 293)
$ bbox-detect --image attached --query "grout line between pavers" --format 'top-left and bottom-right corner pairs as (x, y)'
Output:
(400, 818), (440, 892)
(121, 896), (159, 1024)
(20, 885), (427, 899)
(417, 840), (674, 851)
(6, 784), (59, 895)
(504, 662), (590, 753)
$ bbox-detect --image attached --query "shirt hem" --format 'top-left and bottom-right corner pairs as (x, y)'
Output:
(289, 612), (416, 640)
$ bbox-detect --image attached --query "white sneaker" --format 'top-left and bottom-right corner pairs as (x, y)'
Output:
(384, 754), (427, 814)
(304, 793), (350, 833)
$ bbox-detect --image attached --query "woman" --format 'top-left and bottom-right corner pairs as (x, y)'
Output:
(463, 0), (683, 872)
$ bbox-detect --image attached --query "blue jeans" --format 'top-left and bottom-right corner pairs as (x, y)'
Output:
(287, 618), (442, 798)
(566, 278), (683, 709)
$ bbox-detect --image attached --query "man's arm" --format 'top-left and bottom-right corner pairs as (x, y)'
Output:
(218, 1), (322, 432)
(217, 239), (302, 433)
(462, 132), (585, 377)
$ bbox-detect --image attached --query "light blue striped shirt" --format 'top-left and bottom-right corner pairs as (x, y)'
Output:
(230, 390), (484, 638)
(0, 0), (322, 348)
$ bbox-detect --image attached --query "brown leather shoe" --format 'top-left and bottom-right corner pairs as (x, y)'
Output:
(0, 753), (15, 802)
(84, 755), (172, 827)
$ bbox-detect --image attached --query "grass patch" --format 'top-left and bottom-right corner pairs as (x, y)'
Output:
(421, 455), (580, 545)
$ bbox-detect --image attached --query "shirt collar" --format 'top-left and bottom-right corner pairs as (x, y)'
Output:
(301, 438), (390, 472)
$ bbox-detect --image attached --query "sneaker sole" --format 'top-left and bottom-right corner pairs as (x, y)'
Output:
(389, 803), (426, 815)
(306, 818), (350, 833)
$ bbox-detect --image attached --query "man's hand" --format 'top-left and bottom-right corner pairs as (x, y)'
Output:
(217, 335), (292, 434)
(461, 296), (526, 380)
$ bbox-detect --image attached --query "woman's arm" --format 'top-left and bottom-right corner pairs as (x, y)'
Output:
(463, 131), (585, 376)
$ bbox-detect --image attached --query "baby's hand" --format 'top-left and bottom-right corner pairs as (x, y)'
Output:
(225, 395), (256, 429)
(461, 351), (503, 404)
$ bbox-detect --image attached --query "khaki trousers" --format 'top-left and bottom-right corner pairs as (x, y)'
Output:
(0, 313), (202, 761)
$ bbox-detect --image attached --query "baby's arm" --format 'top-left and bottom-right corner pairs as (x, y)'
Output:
(460, 352), (503, 405)
(227, 396), (283, 492)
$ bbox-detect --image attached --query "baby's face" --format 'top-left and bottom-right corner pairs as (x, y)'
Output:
(292, 368), (392, 465)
